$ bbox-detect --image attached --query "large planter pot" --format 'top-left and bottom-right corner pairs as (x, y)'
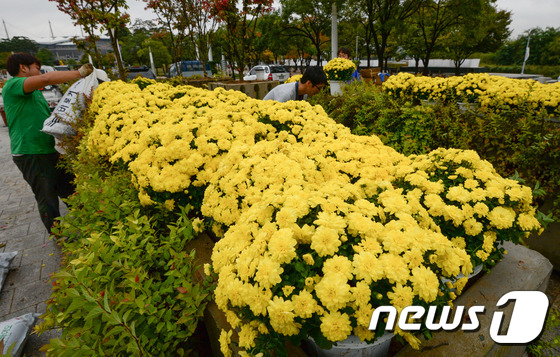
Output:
(330, 80), (344, 96)
(421, 99), (437, 106)
(185, 78), (217, 88)
(207, 81), (279, 99)
(457, 102), (478, 112)
(440, 264), (483, 291)
(308, 333), (394, 357)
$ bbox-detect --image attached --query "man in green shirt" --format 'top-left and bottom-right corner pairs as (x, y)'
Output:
(2, 53), (93, 233)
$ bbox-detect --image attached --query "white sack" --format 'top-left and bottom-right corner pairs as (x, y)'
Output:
(0, 251), (17, 291)
(0, 313), (39, 357)
(41, 69), (109, 139)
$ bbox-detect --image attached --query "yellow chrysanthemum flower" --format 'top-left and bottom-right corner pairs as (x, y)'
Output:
(320, 311), (353, 342)
(315, 273), (352, 311)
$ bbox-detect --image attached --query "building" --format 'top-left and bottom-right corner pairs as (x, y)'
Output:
(35, 36), (112, 62)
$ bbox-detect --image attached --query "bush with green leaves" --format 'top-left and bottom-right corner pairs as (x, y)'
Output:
(35, 156), (213, 356)
(527, 307), (560, 356)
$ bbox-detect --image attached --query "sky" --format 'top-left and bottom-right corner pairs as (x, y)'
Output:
(0, 0), (558, 43)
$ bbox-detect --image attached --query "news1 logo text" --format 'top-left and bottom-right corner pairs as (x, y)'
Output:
(369, 291), (549, 343)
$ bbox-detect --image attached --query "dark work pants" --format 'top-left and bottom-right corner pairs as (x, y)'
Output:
(13, 153), (75, 233)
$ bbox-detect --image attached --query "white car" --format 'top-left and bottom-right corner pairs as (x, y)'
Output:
(243, 65), (290, 82)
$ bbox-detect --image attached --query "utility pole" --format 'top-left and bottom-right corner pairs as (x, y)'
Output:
(331, 3), (338, 60)
(2, 19), (9, 40)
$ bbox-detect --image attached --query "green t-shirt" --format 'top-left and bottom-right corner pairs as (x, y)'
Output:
(2, 77), (55, 155)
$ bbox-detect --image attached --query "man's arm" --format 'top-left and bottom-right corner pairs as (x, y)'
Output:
(23, 64), (94, 94)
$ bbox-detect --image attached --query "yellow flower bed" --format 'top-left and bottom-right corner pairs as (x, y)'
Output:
(284, 74), (302, 83)
(86, 78), (541, 354)
(384, 72), (560, 115)
(323, 57), (356, 81)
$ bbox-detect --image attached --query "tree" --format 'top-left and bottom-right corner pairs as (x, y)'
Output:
(207, 0), (274, 80)
(254, 11), (289, 65)
(280, 0), (335, 65)
(527, 27), (560, 66)
(347, 0), (421, 68)
(211, 27), (236, 76)
(285, 33), (315, 70)
(336, 11), (364, 60)
(74, 34), (102, 67)
(51, 0), (131, 80)
(175, 0), (218, 77)
(145, 0), (199, 76)
(495, 27), (560, 66)
(396, 16), (424, 73)
(0, 52), (10, 70)
(36, 48), (56, 66)
(120, 22), (152, 65)
(0, 36), (39, 54)
(144, 0), (185, 73)
(137, 39), (172, 70)
(544, 33), (560, 66)
(440, 2), (511, 74)
(410, 0), (487, 75)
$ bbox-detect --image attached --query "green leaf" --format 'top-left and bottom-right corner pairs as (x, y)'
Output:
(84, 306), (104, 322)
(103, 291), (111, 312)
(107, 310), (122, 326)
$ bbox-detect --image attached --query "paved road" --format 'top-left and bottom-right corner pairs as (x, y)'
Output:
(0, 123), (62, 356)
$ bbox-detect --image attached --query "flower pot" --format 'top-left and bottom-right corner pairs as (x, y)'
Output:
(308, 333), (394, 357)
(330, 81), (343, 96)
(421, 99), (437, 106)
(457, 102), (478, 112)
(440, 264), (483, 290)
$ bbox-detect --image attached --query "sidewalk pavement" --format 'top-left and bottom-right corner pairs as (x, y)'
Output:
(0, 124), (62, 356)
(1, 120), (560, 355)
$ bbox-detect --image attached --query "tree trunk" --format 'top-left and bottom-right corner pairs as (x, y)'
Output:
(108, 31), (126, 81)
(422, 57), (430, 76)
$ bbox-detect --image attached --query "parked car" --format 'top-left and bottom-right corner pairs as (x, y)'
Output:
(168, 61), (213, 78)
(127, 65), (156, 80)
(243, 65), (290, 82)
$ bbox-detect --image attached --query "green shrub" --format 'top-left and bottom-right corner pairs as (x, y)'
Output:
(527, 307), (560, 356)
(36, 159), (213, 356)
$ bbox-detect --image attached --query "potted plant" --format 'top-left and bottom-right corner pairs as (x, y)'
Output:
(323, 58), (357, 96)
